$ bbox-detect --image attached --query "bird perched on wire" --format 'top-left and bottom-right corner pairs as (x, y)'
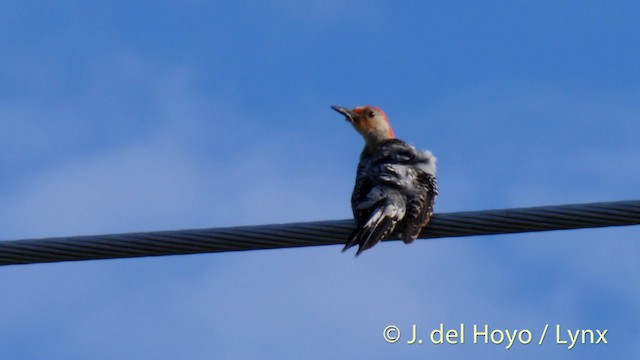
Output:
(332, 105), (437, 255)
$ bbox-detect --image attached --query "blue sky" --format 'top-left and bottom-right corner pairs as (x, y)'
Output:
(1, 1), (639, 358)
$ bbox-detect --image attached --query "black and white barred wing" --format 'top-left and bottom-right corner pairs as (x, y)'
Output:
(346, 140), (436, 254)
(401, 151), (438, 243)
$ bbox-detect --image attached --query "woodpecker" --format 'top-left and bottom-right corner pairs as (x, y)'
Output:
(332, 105), (437, 255)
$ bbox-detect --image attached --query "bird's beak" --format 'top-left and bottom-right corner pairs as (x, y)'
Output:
(331, 105), (356, 123)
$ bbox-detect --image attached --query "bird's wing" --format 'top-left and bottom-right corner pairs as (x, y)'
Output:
(348, 154), (406, 255)
(402, 172), (438, 244)
(347, 139), (436, 253)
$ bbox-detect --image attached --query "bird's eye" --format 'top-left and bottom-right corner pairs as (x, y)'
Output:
(368, 111), (375, 118)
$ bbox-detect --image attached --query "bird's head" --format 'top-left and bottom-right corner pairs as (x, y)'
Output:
(331, 105), (395, 145)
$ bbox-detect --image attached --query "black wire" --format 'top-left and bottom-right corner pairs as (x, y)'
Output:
(1, 200), (639, 266)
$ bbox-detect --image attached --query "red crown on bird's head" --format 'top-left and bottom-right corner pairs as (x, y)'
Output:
(351, 105), (394, 139)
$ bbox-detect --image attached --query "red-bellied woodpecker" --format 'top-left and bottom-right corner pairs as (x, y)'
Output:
(332, 105), (438, 255)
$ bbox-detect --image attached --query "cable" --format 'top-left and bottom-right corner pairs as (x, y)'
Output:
(1, 200), (639, 266)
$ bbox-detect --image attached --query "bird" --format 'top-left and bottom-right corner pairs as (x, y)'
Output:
(331, 105), (437, 255)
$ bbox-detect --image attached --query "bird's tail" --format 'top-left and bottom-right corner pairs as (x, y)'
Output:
(343, 205), (397, 256)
